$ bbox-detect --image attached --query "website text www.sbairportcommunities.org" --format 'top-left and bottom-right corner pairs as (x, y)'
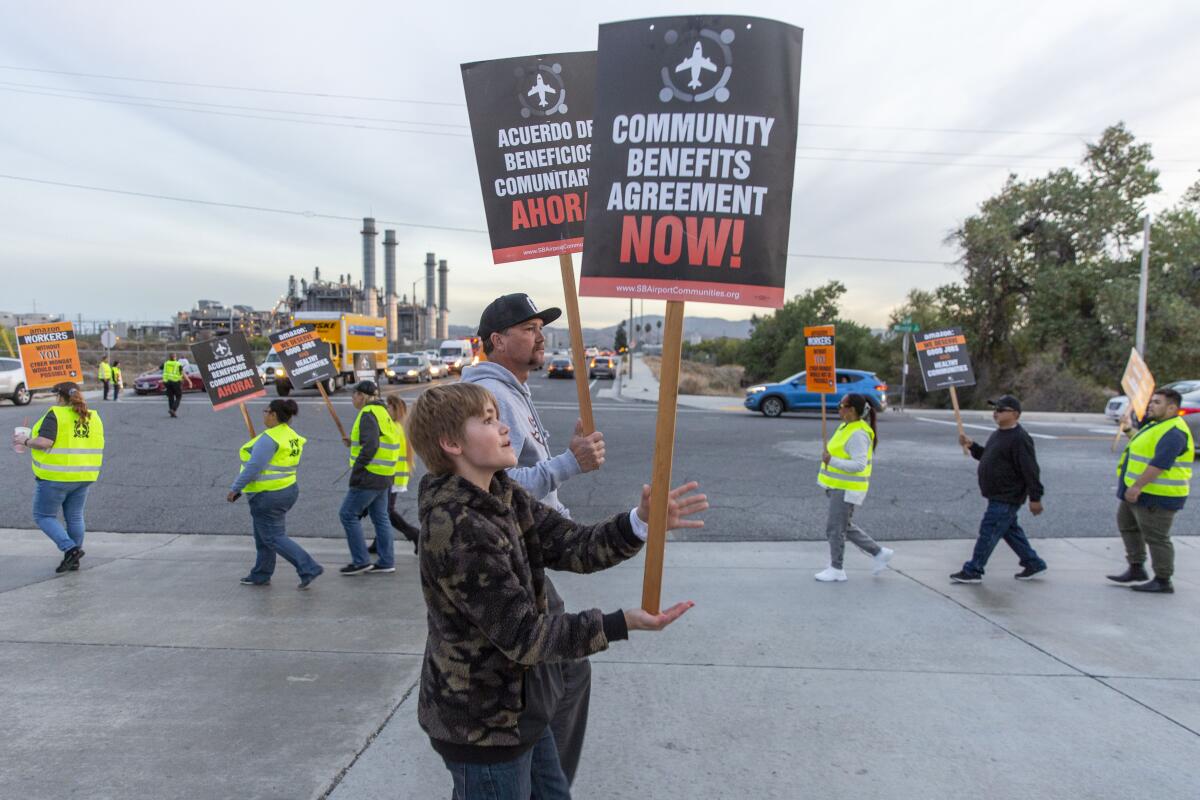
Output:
(612, 283), (742, 300)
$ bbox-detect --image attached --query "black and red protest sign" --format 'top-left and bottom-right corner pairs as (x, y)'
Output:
(190, 333), (265, 410)
(268, 325), (336, 388)
(579, 16), (803, 308)
(915, 327), (977, 391)
(462, 52), (595, 264)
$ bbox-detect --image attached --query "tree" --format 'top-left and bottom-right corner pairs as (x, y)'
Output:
(613, 321), (628, 352)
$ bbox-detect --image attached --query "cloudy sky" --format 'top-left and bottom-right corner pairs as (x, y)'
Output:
(2, 0), (1197, 329)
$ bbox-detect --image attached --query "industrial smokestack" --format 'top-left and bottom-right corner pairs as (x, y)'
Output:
(425, 252), (436, 343)
(361, 217), (378, 316)
(438, 258), (449, 340)
(383, 230), (398, 346)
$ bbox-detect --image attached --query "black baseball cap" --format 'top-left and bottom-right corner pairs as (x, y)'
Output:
(353, 380), (379, 395)
(478, 294), (561, 341)
(988, 394), (1022, 413)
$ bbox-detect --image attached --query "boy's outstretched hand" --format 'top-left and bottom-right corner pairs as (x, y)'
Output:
(636, 481), (708, 531)
(625, 600), (695, 632)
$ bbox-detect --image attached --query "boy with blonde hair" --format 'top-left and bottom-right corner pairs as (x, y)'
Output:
(407, 382), (706, 799)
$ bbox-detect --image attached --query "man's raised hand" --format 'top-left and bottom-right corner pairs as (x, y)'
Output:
(569, 417), (606, 472)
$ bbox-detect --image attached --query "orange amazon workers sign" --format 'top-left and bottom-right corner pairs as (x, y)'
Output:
(804, 325), (836, 393)
(16, 321), (82, 389)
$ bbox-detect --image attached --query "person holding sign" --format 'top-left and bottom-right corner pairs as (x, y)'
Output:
(950, 395), (1048, 585)
(1107, 387), (1194, 594)
(462, 293), (607, 788)
(97, 355), (113, 401)
(226, 399), (324, 589)
(338, 380), (399, 575)
(161, 353), (185, 418)
(405, 382), (705, 800)
(814, 393), (893, 582)
(13, 382), (104, 573)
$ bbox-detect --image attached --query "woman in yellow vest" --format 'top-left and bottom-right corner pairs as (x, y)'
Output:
(814, 393), (894, 582)
(110, 360), (123, 401)
(227, 398), (324, 589)
(15, 382), (105, 573)
(97, 355), (113, 401)
(367, 394), (420, 557)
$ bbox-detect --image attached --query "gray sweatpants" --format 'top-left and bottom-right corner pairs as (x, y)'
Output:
(825, 489), (881, 569)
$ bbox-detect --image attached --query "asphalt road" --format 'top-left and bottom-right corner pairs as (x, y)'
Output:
(3, 374), (1196, 543)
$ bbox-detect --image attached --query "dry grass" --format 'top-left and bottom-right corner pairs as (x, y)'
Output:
(643, 356), (745, 396)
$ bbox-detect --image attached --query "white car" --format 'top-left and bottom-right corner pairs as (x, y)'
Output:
(422, 351), (445, 379)
(258, 351), (285, 385)
(1104, 395), (1130, 423)
(0, 357), (33, 405)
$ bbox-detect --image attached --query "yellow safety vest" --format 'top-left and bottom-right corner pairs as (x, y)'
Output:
(98, 361), (112, 381)
(239, 423), (305, 493)
(1119, 416), (1193, 499)
(111, 366), (122, 385)
(394, 424), (410, 490)
(31, 406), (105, 483)
(350, 404), (400, 477)
(817, 419), (874, 494)
(162, 360), (183, 382)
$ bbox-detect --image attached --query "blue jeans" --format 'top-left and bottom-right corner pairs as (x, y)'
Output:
(443, 727), (569, 800)
(339, 486), (393, 567)
(246, 485), (322, 582)
(33, 479), (91, 552)
(963, 500), (1047, 576)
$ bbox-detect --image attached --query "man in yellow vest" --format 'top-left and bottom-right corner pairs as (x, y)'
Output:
(1107, 387), (1194, 593)
(97, 355), (113, 401)
(338, 380), (400, 575)
(161, 353), (185, 418)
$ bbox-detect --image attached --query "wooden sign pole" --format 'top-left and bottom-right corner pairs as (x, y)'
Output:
(821, 401), (828, 444)
(641, 300), (685, 615)
(949, 386), (968, 455)
(558, 253), (595, 434)
(315, 381), (349, 441)
(239, 402), (256, 438)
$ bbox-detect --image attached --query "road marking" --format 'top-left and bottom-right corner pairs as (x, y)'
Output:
(589, 379), (597, 392)
(915, 416), (1058, 439)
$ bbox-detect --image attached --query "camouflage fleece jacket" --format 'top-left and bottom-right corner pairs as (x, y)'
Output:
(417, 470), (644, 751)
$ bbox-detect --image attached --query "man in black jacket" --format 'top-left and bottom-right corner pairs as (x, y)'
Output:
(950, 394), (1048, 584)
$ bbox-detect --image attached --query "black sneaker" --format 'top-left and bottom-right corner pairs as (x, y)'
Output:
(1106, 565), (1149, 584)
(240, 577), (270, 586)
(62, 547), (84, 571)
(368, 564), (396, 574)
(1130, 577), (1174, 594)
(298, 566), (323, 590)
(339, 563), (374, 576)
(950, 570), (982, 584)
(1014, 565), (1047, 580)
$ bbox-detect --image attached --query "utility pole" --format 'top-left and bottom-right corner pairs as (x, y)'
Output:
(628, 298), (635, 378)
(1136, 215), (1150, 357)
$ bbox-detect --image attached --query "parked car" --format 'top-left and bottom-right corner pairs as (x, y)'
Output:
(133, 363), (205, 395)
(744, 369), (889, 418)
(0, 357), (34, 405)
(388, 353), (432, 384)
(589, 356), (617, 380)
(547, 357), (574, 379)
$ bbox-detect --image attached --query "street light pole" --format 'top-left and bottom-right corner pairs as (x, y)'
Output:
(1136, 215), (1150, 357)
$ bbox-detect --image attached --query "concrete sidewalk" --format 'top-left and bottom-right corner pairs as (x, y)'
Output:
(2, 528), (1197, 799)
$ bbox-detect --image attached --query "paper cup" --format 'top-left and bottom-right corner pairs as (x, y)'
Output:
(13, 426), (31, 454)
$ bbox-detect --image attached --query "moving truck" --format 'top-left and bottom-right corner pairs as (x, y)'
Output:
(274, 312), (387, 395)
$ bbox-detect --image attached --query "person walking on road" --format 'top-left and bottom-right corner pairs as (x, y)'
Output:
(110, 360), (123, 401)
(97, 355), (113, 401)
(814, 392), (893, 582)
(461, 293), (607, 792)
(227, 399), (323, 589)
(950, 395), (1048, 584)
(161, 352), (185, 418)
(369, 394), (420, 557)
(13, 381), (105, 573)
(1106, 387), (1193, 593)
(339, 380), (399, 575)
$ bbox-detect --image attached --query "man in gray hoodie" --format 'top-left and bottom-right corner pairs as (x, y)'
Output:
(461, 293), (605, 793)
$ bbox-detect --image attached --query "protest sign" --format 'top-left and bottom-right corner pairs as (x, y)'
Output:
(16, 321), (82, 389)
(579, 15), (804, 309)
(189, 334), (265, 433)
(268, 325), (346, 439)
(804, 325), (836, 441)
(461, 51), (594, 264)
(1120, 348), (1155, 422)
(915, 327), (976, 453)
(461, 51), (598, 432)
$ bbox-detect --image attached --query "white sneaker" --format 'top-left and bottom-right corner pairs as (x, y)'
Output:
(872, 547), (894, 575)
(814, 567), (847, 582)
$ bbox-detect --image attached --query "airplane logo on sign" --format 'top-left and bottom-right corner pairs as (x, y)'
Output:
(213, 339), (232, 359)
(527, 74), (557, 107)
(675, 42), (717, 89)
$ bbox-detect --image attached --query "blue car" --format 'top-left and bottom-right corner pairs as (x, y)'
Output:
(744, 369), (888, 417)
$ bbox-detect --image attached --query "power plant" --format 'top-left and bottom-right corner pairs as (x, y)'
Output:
(284, 217), (451, 348)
